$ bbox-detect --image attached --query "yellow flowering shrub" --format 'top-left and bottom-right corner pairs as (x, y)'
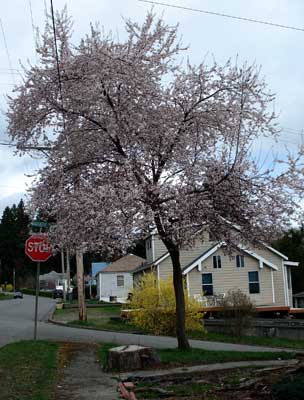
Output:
(128, 273), (205, 336)
(5, 284), (13, 292)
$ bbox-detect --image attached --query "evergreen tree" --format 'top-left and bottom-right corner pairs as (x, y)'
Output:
(0, 200), (33, 286)
(272, 226), (304, 293)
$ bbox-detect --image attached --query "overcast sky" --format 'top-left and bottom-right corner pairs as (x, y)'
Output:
(0, 0), (303, 215)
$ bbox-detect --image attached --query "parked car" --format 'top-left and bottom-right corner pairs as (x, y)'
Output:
(13, 291), (23, 299)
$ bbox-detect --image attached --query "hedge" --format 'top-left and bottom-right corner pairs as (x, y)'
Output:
(22, 289), (53, 298)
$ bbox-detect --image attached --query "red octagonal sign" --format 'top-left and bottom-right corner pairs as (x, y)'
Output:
(25, 235), (53, 262)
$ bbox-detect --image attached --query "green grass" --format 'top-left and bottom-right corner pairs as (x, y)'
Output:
(99, 343), (117, 366)
(0, 293), (13, 300)
(69, 318), (139, 332)
(158, 347), (295, 366)
(53, 307), (304, 350)
(0, 340), (58, 400)
(54, 305), (143, 333)
(54, 305), (121, 319)
(189, 330), (304, 350)
(98, 343), (295, 373)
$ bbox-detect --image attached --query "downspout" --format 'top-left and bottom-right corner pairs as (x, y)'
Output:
(152, 235), (155, 262)
(271, 269), (275, 304)
(282, 261), (288, 306)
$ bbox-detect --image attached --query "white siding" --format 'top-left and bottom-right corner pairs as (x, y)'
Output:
(98, 272), (133, 301)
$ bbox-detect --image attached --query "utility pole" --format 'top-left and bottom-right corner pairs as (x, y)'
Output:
(60, 249), (66, 303)
(76, 250), (86, 321)
(66, 248), (71, 301)
(13, 268), (16, 292)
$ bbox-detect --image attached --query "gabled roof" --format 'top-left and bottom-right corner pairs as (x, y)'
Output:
(97, 254), (146, 274)
(181, 242), (279, 275)
(182, 243), (224, 274)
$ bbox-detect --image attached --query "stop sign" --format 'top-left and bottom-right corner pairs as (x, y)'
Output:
(25, 235), (53, 262)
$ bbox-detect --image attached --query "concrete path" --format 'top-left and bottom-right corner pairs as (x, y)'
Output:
(0, 295), (300, 353)
(118, 358), (300, 380)
(56, 343), (119, 400)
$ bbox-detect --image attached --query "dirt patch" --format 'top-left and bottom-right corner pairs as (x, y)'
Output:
(55, 342), (119, 400)
(133, 363), (304, 399)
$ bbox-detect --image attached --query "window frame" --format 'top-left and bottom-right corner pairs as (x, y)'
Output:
(213, 255), (222, 269)
(117, 275), (124, 287)
(202, 273), (213, 296)
(236, 254), (245, 268)
(248, 271), (260, 294)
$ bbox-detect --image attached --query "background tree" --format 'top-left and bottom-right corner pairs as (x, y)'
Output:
(0, 200), (31, 286)
(273, 226), (304, 294)
(7, 10), (303, 349)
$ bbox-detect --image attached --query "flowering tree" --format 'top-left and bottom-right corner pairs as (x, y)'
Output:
(7, 10), (303, 349)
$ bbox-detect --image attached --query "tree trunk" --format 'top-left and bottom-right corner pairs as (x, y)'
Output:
(169, 247), (190, 350)
(76, 249), (87, 321)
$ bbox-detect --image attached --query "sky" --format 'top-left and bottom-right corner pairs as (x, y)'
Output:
(0, 0), (303, 215)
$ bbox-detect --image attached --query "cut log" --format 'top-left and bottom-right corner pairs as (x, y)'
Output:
(107, 345), (160, 372)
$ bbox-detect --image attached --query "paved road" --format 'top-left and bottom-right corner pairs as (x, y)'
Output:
(0, 295), (297, 352)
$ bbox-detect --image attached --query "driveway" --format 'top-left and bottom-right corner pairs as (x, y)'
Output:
(0, 295), (296, 352)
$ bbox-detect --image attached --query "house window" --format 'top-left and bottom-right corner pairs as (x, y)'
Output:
(213, 255), (222, 269)
(248, 271), (260, 294)
(146, 238), (152, 250)
(117, 275), (124, 287)
(202, 273), (213, 296)
(236, 255), (245, 268)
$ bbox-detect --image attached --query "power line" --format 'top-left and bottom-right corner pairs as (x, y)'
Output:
(50, 0), (64, 111)
(28, 0), (38, 59)
(138, 0), (304, 33)
(0, 18), (15, 85)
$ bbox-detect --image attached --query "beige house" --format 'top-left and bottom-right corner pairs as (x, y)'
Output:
(134, 233), (299, 308)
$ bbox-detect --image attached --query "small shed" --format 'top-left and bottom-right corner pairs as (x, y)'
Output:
(96, 254), (146, 303)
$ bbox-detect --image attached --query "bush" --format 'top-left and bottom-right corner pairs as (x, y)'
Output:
(128, 273), (205, 336)
(5, 284), (14, 292)
(218, 289), (255, 337)
(22, 288), (53, 298)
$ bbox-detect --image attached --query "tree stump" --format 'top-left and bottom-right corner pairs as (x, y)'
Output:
(106, 345), (161, 372)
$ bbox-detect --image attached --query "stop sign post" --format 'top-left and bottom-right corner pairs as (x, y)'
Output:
(25, 235), (53, 340)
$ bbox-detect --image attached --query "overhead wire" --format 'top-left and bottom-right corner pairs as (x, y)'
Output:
(28, 0), (38, 61)
(138, 0), (304, 33)
(0, 18), (15, 85)
(50, 0), (64, 112)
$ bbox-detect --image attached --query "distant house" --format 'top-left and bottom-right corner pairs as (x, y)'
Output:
(39, 270), (68, 291)
(96, 254), (146, 302)
(92, 262), (109, 278)
(133, 233), (300, 308)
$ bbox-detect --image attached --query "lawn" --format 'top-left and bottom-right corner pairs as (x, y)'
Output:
(0, 340), (58, 400)
(53, 307), (304, 350)
(54, 305), (143, 332)
(98, 343), (295, 371)
(0, 293), (13, 300)
(189, 330), (304, 350)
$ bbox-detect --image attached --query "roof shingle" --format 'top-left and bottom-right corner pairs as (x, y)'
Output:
(99, 254), (146, 273)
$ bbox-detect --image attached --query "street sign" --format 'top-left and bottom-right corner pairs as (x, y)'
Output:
(25, 235), (52, 262)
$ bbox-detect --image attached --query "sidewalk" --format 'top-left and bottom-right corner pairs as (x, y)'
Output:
(56, 343), (119, 400)
(118, 358), (300, 380)
(47, 319), (299, 353)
